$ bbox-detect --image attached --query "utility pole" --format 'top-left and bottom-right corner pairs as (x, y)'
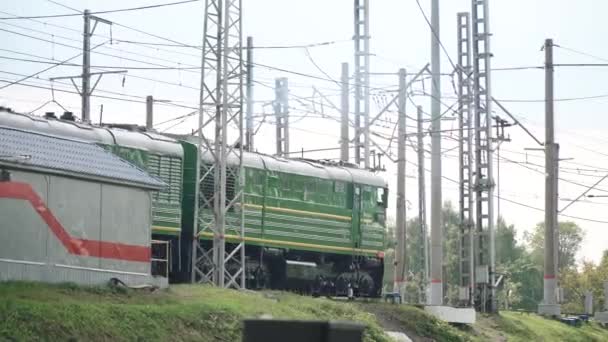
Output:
(340, 62), (350, 162)
(246, 36), (254, 152)
(82, 9), (91, 122)
(471, 0), (496, 313)
(429, 0), (443, 306)
(417, 105), (429, 303)
(146, 95), (153, 130)
(457, 11), (475, 307)
(394, 68), (407, 296)
(538, 38), (561, 316)
(354, 0), (370, 168)
(274, 78), (289, 157)
(50, 10), (124, 123)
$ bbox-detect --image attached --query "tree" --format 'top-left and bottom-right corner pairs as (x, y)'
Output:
(382, 202), (463, 304)
(559, 250), (608, 313)
(494, 217), (535, 309)
(495, 217), (524, 265)
(501, 252), (543, 310)
(525, 221), (584, 271)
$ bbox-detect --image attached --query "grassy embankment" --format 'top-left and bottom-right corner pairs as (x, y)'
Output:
(0, 282), (389, 342)
(2, 281), (608, 341)
(365, 302), (608, 342)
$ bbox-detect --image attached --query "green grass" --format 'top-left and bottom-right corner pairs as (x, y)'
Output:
(361, 303), (476, 342)
(483, 311), (608, 342)
(359, 302), (608, 342)
(0, 282), (389, 342)
(2, 282), (608, 341)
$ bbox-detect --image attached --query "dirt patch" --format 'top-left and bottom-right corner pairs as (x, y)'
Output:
(360, 304), (433, 342)
(472, 315), (507, 342)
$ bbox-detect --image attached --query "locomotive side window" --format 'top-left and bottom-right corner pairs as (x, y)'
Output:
(303, 178), (315, 202)
(377, 187), (387, 208)
(267, 173), (280, 198)
(333, 181), (346, 207)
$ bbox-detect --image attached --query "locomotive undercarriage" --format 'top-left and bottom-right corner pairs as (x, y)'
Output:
(192, 241), (383, 296)
(243, 245), (384, 298)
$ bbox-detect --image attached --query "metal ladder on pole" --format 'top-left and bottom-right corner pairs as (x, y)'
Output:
(353, 0), (370, 168)
(471, 0), (496, 313)
(457, 12), (475, 308)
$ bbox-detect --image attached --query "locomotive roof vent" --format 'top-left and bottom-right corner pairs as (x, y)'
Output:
(102, 123), (145, 132)
(44, 112), (57, 119)
(60, 111), (75, 121)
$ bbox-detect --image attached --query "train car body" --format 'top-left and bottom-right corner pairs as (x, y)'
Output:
(0, 109), (387, 295)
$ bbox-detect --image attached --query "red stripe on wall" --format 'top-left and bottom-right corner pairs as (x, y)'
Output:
(0, 181), (150, 262)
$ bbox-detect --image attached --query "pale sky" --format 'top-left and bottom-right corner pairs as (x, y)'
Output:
(2, 0), (608, 264)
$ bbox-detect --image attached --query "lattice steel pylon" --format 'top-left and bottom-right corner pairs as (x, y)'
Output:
(471, 0), (496, 312)
(192, 0), (245, 289)
(457, 12), (475, 308)
(354, 0), (370, 168)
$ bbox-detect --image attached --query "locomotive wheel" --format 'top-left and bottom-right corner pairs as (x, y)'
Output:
(335, 273), (350, 296)
(252, 266), (268, 289)
(355, 273), (374, 297)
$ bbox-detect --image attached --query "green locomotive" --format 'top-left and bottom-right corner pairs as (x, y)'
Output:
(0, 108), (387, 296)
(182, 141), (388, 296)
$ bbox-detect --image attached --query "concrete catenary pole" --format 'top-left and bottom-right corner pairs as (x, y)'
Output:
(354, 0), (370, 168)
(82, 9), (91, 122)
(274, 78), (289, 157)
(146, 96), (153, 130)
(50, 12), (114, 123)
(429, 0), (443, 306)
(246, 36), (254, 152)
(471, 0), (495, 312)
(341, 62), (350, 162)
(394, 68), (407, 295)
(457, 12), (475, 307)
(417, 105), (429, 303)
(539, 38), (561, 316)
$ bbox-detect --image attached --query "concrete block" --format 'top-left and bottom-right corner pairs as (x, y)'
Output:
(595, 311), (608, 326)
(424, 306), (476, 324)
(538, 303), (561, 317)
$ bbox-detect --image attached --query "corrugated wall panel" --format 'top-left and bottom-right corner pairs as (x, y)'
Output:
(48, 176), (102, 269)
(100, 184), (150, 274)
(0, 170), (158, 286)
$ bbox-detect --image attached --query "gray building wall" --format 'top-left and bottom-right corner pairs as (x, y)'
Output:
(0, 170), (166, 287)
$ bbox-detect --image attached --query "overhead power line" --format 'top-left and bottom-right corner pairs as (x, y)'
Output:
(0, 27), (200, 74)
(369, 137), (608, 224)
(414, 89), (608, 104)
(0, 55), (196, 70)
(555, 44), (608, 64)
(0, 0), (201, 20)
(0, 77), (197, 110)
(113, 38), (351, 50)
(0, 41), (107, 90)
